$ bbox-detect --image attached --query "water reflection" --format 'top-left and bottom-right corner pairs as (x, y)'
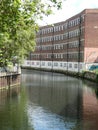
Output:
(0, 86), (25, 130)
(82, 85), (98, 130)
(22, 70), (83, 130)
(0, 69), (98, 130)
(22, 69), (98, 130)
(95, 88), (98, 98)
(27, 103), (75, 130)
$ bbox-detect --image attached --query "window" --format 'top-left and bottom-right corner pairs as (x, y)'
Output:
(60, 44), (64, 49)
(74, 64), (78, 68)
(55, 54), (58, 59)
(37, 62), (39, 65)
(54, 62), (58, 66)
(79, 64), (82, 69)
(42, 62), (45, 66)
(27, 62), (30, 65)
(64, 63), (66, 67)
(69, 63), (72, 68)
(64, 23), (67, 29)
(81, 14), (85, 22)
(61, 54), (63, 59)
(63, 54), (67, 59)
(48, 62), (51, 66)
(58, 54), (61, 58)
(32, 62), (34, 65)
(60, 63), (63, 67)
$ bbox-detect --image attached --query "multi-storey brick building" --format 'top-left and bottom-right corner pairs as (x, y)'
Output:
(23, 9), (98, 72)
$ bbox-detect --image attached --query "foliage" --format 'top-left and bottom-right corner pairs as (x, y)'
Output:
(0, 0), (64, 66)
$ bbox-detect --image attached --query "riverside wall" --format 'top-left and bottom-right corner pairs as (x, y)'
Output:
(0, 73), (21, 90)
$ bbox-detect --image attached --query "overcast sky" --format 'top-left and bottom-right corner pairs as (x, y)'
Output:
(38, 0), (98, 25)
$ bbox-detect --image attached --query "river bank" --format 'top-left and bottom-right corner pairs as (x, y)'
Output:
(0, 72), (21, 90)
(21, 66), (98, 83)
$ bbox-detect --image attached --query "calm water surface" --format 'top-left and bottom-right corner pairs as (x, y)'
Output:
(0, 69), (98, 130)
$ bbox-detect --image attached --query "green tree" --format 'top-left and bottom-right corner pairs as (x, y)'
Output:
(0, 0), (64, 67)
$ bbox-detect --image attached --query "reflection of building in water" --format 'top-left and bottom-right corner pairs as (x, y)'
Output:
(24, 71), (83, 130)
(83, 86), (98, 130)
(22, 70), (98, 130)
(25, 71), (83, 121)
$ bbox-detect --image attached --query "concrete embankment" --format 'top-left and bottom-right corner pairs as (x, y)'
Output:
(22, 66), (98, 83)
(0, 73), (21, 90)
(82, 71), (98, 83)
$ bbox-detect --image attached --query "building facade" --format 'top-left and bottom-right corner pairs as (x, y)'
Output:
(23, 9), (98, 72)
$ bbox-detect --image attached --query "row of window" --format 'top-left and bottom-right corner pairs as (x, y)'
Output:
(68, 15), (85, 27)
(68, 27), (84, 38)
(38, 25), (63, 35)
(41, 62), (82, 69)
(36, 40), (84, 51)
(27, 61), (83, 69)
(68, 40), (84, 48)
(37, 15), (85, 35)
(36, 27), (84, 43)
(31, 52), (83, 60)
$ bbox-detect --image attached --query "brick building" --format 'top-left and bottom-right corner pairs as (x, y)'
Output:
(24, 9), (98, 72)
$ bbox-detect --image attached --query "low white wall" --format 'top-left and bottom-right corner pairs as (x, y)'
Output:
(22, 60), (86, 72)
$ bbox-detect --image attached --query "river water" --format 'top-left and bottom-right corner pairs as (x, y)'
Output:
(0, 69), (98, 130)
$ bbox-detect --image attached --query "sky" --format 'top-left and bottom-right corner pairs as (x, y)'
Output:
(38, 0), (98, 26)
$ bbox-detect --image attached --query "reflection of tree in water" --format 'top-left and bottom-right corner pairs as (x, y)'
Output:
(95, 87), (98, 99)
(0, 86), (32, 130)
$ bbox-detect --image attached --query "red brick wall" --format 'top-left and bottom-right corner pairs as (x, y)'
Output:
(84, 11), (98, 62)
(32, 9), (98, 64)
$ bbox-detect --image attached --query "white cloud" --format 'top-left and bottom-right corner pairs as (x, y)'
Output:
(39, 0), (98, 25)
